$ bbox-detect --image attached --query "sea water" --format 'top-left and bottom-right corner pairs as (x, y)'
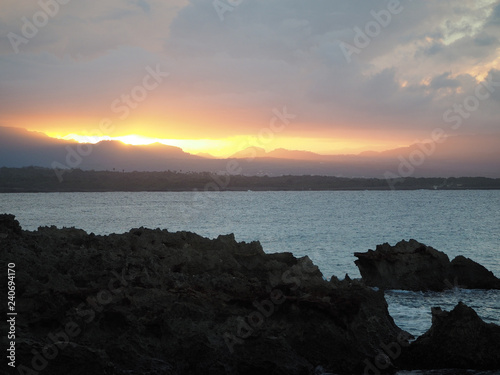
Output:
(1, 190), (500, 373)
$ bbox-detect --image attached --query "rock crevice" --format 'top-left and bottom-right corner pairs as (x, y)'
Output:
(1, 214), (403, 375)
(397, 302), (500, 370)
(4, 215), (499, 374)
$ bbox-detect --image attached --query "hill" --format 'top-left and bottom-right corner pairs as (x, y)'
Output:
(1, 126), (500, 178)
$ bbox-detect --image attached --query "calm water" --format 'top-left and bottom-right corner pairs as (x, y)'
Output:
(1, 191), (500, 342)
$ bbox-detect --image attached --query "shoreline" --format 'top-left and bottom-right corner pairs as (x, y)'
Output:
(3, 187), (500, 193)
(2, 167), (500, 193)
(2, 214), (500, 374)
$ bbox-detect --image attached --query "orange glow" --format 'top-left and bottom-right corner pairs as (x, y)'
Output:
(468, 54), (500, 82)
(3, 94), (414, 158)
(46, 131), (403, 157)
(48, 133), (230, 157)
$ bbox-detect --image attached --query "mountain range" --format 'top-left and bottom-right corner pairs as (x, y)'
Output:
(1, 126), (499, 178)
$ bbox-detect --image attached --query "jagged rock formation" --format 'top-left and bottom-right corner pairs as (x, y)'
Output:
(1, 214), (406, 375)
(5, 215), (500, 374)
(354, 239), (500, 291)
(397, 302), (500, 370)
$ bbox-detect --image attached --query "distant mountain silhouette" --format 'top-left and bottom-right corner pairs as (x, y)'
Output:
(1, 126), (499, 178)
(230, 147), (268, 159)
(196, 152), (218, 159)
(230, 147), (330, 161)
(268, 148), (330, 160)
(0, 126), (203, 172)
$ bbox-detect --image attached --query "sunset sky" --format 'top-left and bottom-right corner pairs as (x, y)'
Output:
(1, 0), (500, 157)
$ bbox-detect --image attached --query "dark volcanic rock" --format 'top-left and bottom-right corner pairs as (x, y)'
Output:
(450, 255), (500, 290)
(1, 214), (406, 375)
(354, 239), (500, 291)
(397, 302), (500, 370)
(0, 213), (22, 237)
(354, 240), (451, 291)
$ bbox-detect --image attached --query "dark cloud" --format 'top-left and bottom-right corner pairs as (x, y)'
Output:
(473, 32), (499, 46)
(423, 42), (445, 56)
(430, 72), (461, 89)
(487, 1), (500, 25)
(0, 0), (499, 143)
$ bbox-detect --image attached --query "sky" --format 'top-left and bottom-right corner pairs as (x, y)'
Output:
(1, 0), (500, 157)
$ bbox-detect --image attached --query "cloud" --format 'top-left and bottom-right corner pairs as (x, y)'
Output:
(134, 0), (151, 14)
(473, 32), (499, 46)
(487, 1), (500, 25)
(430, 72), (461, 89)
(0, 0), (187, 58)
(0, 0), (499, 147)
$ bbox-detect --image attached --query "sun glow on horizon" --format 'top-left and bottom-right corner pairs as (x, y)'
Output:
(48, 133), (231, 156)
(45, 131), (402, 158)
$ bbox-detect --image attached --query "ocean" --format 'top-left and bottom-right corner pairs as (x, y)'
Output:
(1, 190), (500, 373)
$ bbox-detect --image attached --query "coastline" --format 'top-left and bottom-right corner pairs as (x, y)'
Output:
(2, 214), (500, 374)
(2, 167), (500, 193)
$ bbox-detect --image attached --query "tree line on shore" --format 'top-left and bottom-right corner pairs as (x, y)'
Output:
(1, 166), (500, 192)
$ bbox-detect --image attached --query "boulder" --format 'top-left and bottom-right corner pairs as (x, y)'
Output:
(354, 239), (500, 291)
(2, 214), (406, 375)
(397, 302), (500, 370)
(450, 255), (500, 290)
(354, 239), (451, 291)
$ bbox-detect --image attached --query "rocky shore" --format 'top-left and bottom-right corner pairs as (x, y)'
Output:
(354, 239), (500, 291)
(2, 214), (499, 374)
(396, 302), (500, 370)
